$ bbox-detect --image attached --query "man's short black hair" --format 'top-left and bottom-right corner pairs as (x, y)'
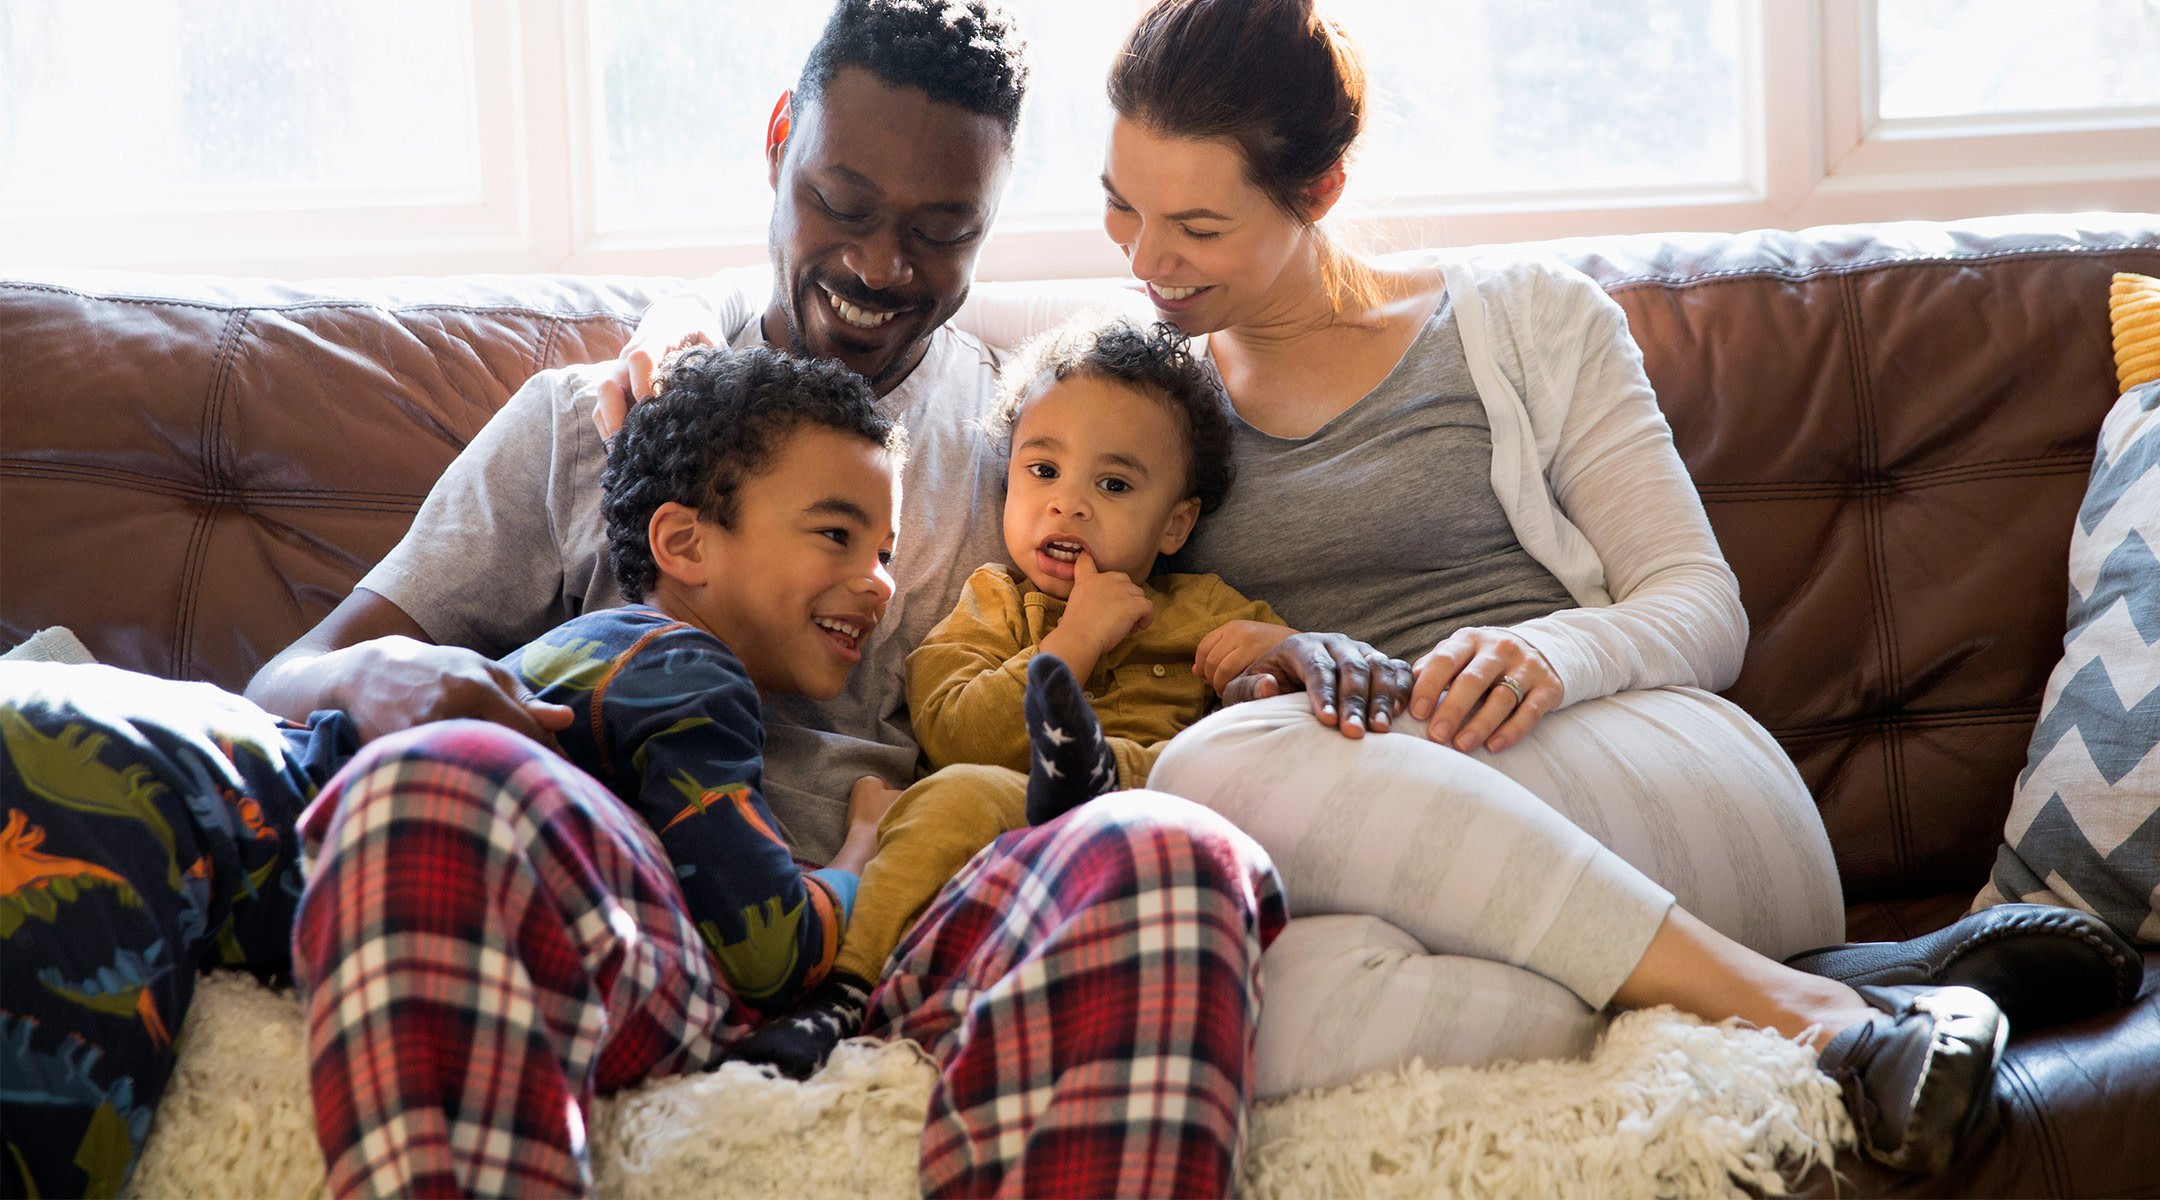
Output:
(603, 346), (906, 601)
(795, 0), (1028, 139)
(991, 314), (1236, 514)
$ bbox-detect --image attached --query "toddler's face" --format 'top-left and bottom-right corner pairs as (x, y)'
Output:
(684, 425), (900, 699)
(1002, 372), (1200, 599)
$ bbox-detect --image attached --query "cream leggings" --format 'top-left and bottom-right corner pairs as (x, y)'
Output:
(1149, 686), (1844, 1099)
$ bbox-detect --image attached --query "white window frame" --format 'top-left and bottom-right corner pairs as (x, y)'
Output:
(1, 0), (2152, 281)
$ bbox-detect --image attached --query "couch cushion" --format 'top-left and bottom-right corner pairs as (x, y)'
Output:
(1557, 215), (2160, 905)
(1981, 379), (2160, 944)
(0, 272), (679, 691)
(2114, 271), (2160, 392)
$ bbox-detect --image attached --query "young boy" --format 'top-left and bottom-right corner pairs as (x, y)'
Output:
(486, 345), (907, 1013)
(285, 346), (903, 1017)
(728, 315), (1292, 1077)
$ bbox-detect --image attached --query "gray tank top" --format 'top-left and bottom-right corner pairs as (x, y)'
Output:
(1170, 296), (1575, 663)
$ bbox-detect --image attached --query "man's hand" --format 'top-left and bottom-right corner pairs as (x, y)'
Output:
(1037, 553), (1155, 682)
(333, 636), (573, 748)
(1193, 620), (1297, 693)
(1220, 631), (1414, 738)
(1409, 626), (1561, 753)
(592, 292), (727, 440)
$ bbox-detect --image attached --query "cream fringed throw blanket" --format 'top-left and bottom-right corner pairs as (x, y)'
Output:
(130, 971), (1851, 1199)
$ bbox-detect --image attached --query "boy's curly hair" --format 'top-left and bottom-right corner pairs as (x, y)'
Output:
(989, 314), (1235, 513)
(603, 346), (906, 601)
(797, 0), (1029, 140)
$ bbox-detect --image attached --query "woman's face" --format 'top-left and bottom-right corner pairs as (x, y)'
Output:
(1101, 116), (1314, 336)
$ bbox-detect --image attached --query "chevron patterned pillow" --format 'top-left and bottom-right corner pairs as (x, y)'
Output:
(1977, 375), (2160, 944)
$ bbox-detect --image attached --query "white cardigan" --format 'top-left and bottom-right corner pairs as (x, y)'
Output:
(1427, 251), (1745, 705)
(682, 256), (1746, 707)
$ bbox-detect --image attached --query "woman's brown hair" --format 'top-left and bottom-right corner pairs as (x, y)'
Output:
(1108, 0), (1381, 312)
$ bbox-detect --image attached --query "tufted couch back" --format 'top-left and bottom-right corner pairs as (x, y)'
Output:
(4, 215), (2157, 923)
(1, 275), (674, 686)
(1560, 216), (2160, 921)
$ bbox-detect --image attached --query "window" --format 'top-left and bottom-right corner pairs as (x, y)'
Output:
(1875, 0), (2160, 120)
(0, 0), (521, 275)
(1, 0), (2153, 279)
(1818, 0), (2160, 185)
(576, 0), (1754, 274)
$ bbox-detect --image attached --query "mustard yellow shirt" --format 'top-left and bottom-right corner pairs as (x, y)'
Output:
(907, 563), (1285, 788)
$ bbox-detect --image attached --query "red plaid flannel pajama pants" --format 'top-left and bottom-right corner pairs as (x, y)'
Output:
(293, 722), (1285, 1199)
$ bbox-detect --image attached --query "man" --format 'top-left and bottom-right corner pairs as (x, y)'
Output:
(246, 5), (1024, 860)
(244, 2), (1281, 1197)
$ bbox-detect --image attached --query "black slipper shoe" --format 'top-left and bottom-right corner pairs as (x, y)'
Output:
(1818, 984), (2006, 1174)
(1784, 903), (2142, 1031)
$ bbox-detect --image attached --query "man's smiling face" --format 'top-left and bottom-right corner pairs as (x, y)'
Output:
(764, 65), (1012, 392)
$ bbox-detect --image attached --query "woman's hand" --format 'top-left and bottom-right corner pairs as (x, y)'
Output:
(1409, 627), (1562, 753)
(592, 292), (727, 440)
(1193, 620), (1297, 692)
(1220, 631), (1414, 738)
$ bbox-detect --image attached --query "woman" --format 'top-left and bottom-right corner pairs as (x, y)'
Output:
(1099, 0), (1851, 1079)
(607, 0), (2135, 1172)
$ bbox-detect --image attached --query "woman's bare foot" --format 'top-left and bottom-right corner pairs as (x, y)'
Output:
(1612, 907), (1878, 1047)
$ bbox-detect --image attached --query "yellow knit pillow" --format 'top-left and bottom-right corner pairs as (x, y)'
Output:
(2112, 271), (2160, 392)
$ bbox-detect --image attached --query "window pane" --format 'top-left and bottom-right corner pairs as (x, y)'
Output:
(1345, 0), (1745, 199)
(1877, 0), (2160, 119)
(994, 0), (1149, 222)
(589, 0), (1746, 235)
(589, 0), (830, 234)
(0, 0), (477, 208)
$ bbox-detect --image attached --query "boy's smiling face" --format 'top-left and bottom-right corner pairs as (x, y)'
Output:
(1002, 372), (1201, 599)
(650, 423), (900, 699)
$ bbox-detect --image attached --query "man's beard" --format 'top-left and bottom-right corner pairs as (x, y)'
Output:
(784, 276), (922, 390)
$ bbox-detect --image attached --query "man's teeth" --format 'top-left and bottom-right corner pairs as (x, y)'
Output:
(1154, 284), (1201, 301)
(814, 616), (864, 643)
(1044, 541), (1083, 563)
(825, 287), (897, 329)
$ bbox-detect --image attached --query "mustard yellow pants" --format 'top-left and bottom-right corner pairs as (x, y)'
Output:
(834, 763), (1030, 983)
(836, 741), (1173, 983)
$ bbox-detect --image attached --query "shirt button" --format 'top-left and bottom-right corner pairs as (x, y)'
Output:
(1151, 664), (1167, 677)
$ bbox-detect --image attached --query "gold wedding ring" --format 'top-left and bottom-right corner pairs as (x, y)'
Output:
(1496, 675), (1526, 703)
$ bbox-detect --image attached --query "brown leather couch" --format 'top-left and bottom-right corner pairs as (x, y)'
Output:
(5, 213), (2157, 1195)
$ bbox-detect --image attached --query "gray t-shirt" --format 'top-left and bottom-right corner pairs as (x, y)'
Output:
(358, 318), (1009, 861)
(1171, 297), (1574, 663)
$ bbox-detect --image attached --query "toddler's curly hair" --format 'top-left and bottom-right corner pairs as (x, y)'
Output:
(603, 346), (906, 601)
(989, 314), (1235, 513)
